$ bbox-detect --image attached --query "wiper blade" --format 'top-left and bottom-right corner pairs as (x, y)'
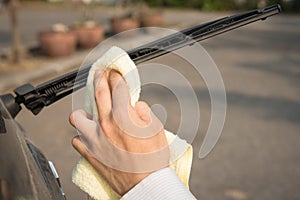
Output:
(1, 4), (281, 117)
(128, 4), (280, 63)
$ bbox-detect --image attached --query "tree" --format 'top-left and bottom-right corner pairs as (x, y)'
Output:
(5, 0), (21, 63)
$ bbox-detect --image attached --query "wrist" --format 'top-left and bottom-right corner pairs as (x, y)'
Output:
(113, 171), (150, 196)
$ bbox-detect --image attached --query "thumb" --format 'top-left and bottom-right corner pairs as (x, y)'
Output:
(72, 136), (108, 173)
(72, 136), (93, 159)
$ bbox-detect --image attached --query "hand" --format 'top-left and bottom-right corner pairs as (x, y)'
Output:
(70, 70), (169, 195)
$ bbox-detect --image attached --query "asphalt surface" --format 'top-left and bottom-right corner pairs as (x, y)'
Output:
(1, 6), (300, 200)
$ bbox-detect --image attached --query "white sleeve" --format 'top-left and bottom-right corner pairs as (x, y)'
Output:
(121, 168), (197, 200)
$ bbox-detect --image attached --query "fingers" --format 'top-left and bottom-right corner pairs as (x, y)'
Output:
(94, 70), (112, 122)
(69, 110), (97, 142)
(72, 136), (109, 182)
(109, 70), (131, 113)
(72, 136), (100, 167)
(69, 109), (92, 123)
(135, 101), (151, 123)
(72, 136), (91, 159)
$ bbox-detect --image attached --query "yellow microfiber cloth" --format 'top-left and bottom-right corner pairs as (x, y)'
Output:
(72, 46), (193, 200)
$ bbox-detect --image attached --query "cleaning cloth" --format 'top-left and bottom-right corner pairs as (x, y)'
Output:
(72, 46), (193, 200)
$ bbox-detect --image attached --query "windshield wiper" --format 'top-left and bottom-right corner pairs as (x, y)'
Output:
(0, 4), (281, 118)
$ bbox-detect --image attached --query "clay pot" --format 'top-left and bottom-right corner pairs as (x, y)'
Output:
(111, 17), (139, 34)
(39, 31), (76, 57)
(141, 12), (163, 27)
(73, 25), (104, 48)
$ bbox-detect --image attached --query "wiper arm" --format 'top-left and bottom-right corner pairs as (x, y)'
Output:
(1, 4), (281, 118)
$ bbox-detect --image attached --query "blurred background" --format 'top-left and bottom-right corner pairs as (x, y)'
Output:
(0, 0), (299, 199)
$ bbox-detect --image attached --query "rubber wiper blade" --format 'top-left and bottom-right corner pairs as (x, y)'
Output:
(128, 4), (281, 64)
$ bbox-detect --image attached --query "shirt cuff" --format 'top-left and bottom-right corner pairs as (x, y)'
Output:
(121, 168), (196, 200)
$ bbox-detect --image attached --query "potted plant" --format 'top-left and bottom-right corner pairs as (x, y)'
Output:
(72, 0), (105, 48)
(73, 20), (105, 49)
(39, 23), (77, 57)
(139, 3), (164, 27)
(140, 9), (164, 27)
(111, 0), (140, 34)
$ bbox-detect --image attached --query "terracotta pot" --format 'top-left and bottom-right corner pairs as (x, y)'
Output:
(141, 12), (163, 27)
(39, 31), (76, 57)
(111, 17), (139, 34)
(73, 25), (104, 48)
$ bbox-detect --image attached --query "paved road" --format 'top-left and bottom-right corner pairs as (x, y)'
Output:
(2, 7), (300, 200)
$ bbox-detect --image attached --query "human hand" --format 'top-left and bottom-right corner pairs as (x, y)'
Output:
(70, 70), (169, 195)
